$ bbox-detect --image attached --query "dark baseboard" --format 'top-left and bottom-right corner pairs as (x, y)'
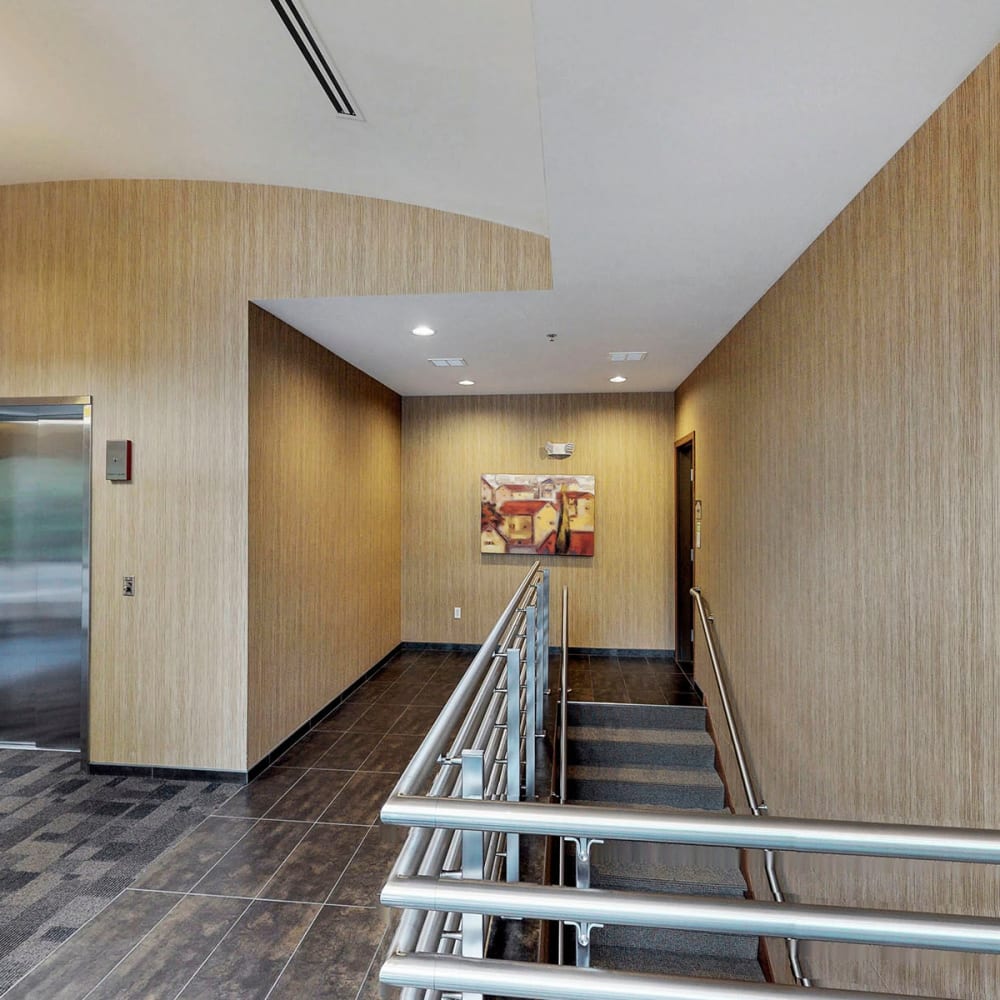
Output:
(403, 642), (677, 660)
(84, 762), (247, 783)
(400, 641), (480, 652)
(85, 643), (406, 786)
(246, 642), (404, 781)
(567, 646), (676, 659)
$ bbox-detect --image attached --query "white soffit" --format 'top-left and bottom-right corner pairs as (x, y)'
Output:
(0, 0), (548, 234)
(265, 0), (1000, 395)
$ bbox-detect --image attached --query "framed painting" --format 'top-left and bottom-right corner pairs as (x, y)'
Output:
(481, 474), (594, 556)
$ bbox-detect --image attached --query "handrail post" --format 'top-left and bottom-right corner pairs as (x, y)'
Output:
(460, 750), (485, 1000)
(536, 568), (550, 734)
(505, 649), (521, 882)
(557, 585), (569, 966)
(524, 605), (537, 801)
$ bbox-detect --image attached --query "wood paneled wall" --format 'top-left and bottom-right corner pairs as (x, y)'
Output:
(402, 393), (673, 649)
(248, 307), (401, 766)
(675, 46), (1000, 995)
(0, 179), (550, 771)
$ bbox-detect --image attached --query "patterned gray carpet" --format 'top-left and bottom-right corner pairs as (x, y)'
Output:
(0, 750), (239, 994)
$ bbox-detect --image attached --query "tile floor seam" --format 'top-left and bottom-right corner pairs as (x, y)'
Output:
(183, 816), (267, 895)
(81, 801), (320, 997)
(261, 786), (379, 996)
(260, 895), (327, 1000)
(321, 820), (378, 906)
(78, 890), (191, 1000)
(246, 822), (317, 903)
(184, 771), (314, 889)
(168, 896), (259, 1000)
(354, 922), (393, 1000)
(210, 814), (318, 824)
(254, 811), (330, 902)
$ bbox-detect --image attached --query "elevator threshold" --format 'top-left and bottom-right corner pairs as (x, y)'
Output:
(0, 741), (79, 753)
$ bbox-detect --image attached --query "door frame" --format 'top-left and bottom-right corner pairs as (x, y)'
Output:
(674, 431), (695, 667)
(0, 396), (92, 759)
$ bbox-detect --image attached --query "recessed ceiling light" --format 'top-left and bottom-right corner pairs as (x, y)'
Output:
(609, 375), (627, 383)
(412, 325), (435, 336)
(458, 379), (475, 386)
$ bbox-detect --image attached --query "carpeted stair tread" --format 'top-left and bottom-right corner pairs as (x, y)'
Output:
(593, 837), (745, 876)
(567, 763), (725, 809)
(568, 725), (716, 768)
(564, 697), (765, 980)
(593, 919), (760, 960)
(591, 858), (747, 897)
(589, 944), (766, 982)
(567, 701), (707, 731)
(567, 799), (727, 815)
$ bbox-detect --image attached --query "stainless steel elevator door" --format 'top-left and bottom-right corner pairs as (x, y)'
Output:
(0, 401), (90, 752)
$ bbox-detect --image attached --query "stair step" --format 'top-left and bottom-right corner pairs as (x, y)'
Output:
(594, 917), (760, 960)
(592, 859), (747, 898)
(589, 944), (765, 981)
(593, 839), (744, 881)
(568, 725), (716, 768)
(567, 701), (707, 731)
(567, 764), (725, 810)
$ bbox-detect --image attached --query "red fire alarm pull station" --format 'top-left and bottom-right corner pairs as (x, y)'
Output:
(106, 440), (132, 482)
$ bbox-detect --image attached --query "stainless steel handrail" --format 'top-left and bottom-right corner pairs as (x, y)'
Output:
(556, 585), (569, 965)
(384, 875), (1000, 954)
(691, 586), (810, 987)
(380, 954), (943, 1000)
(559, 585), (568, 807)
(381, 794), (1000, 863)
(383, 560), (543, 998)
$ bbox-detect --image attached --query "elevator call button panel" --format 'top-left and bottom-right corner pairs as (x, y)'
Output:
(106, 440), (132, 481)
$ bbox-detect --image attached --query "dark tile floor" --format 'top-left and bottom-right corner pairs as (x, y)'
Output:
(2, 648), (698, 999)
(567, 653), (701, 706)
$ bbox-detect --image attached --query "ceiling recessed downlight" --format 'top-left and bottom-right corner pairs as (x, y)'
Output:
(412, 325), (435, 337)
(458, 379), (475, 386)
(609, 375), (627, 383)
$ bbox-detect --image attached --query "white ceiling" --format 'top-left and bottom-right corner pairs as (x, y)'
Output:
(4, 2), (1000, 395)
(0, 0), (547, 233)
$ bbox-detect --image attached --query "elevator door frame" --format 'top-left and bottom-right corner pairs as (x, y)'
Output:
(0, 396), (92, 759)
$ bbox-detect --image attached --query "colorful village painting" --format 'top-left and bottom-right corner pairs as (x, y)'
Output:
(481, 474), (595, 556)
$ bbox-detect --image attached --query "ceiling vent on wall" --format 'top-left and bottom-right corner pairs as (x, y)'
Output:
(270, 0), (362, 119)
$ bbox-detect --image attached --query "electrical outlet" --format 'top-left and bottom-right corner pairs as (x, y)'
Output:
(453, 607), (461, 620)
(122, 576), (135, 597)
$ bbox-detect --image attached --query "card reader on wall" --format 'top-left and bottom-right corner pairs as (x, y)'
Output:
(106, 440), (132, 482)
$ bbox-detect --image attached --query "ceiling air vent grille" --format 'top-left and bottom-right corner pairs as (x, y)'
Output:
(608, 351), (647, 362)
(270, 0), (362, 119)
(428, 358), (467, 368)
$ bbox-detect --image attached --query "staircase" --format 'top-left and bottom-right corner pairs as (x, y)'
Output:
(565, 700), (766, 982)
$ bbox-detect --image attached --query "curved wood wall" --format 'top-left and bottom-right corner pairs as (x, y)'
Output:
(0, 180), (550, 771)
(675, 46), (1000, 995)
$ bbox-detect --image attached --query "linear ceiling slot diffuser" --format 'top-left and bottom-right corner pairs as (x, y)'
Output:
(269, 0), (362, 118)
